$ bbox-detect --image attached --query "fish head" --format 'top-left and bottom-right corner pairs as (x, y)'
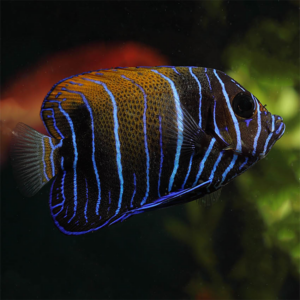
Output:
(245, 95), (285, 159)
(209, 70), (285, 158)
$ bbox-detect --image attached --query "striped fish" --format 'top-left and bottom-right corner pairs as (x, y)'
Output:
(10, 66), (285, 235)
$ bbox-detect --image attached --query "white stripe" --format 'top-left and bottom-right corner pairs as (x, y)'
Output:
(252, 95), (261, 156)
(271, 115), (275, 132)
(213, 70), (242, 153)
(193, 138), (216, 187)
(151, 70), (183, 192)
(189, 67), (202, 127)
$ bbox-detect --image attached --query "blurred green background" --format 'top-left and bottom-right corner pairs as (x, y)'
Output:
(1, 1), (299, 299)
(165, 2), (300, 298)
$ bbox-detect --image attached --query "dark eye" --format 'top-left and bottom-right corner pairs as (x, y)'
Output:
(232, 93), (256, 118)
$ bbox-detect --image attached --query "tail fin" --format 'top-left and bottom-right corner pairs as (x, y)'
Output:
(10, 122), (61, 197)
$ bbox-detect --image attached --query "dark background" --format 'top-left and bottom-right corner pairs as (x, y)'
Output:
(2, 1), (293, 87)
(1, 1), (299, 299)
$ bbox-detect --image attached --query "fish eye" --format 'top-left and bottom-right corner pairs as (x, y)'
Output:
(232, 92), (256, 118)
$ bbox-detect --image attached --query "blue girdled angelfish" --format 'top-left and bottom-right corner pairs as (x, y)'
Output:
(10, 66), (285, 235)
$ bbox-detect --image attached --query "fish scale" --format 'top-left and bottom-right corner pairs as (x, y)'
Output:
(10, 66), (285, 235)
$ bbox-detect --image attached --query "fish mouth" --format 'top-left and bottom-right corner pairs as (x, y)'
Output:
(274, 116), (285, 140)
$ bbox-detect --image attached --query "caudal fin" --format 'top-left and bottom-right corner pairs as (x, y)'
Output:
(10, 122), (61, 197)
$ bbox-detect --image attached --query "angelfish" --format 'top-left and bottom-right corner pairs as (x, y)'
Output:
(10, 66), (285, 235)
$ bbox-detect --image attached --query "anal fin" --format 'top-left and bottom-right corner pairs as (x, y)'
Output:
(141, 179), (212, 209)
(50, 170), (104, 235)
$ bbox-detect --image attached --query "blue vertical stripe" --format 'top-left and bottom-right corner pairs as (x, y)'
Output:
(121, 75), (150, 206)
(79, 78), (123, 215)
(171, 67), (180, 75)
(107, 191), (111, 212)
(213, 70), (242, 153)
(189, 67), (202, 127)
(60, 111), (77, 223)
(61, 156), (64, 171)
(151, 69), (183, 192)
(261, 114), (276, 157)
(108, 190), (111, 205)
(208, 152), (223, 184)
(61, 171), (66, 208)
(205, 69), (227, 144)
(213, 100), (227, 145)
(60, 87), (102, 215)
(48, 138), (55, 178)
(252, 95), (261, 156)
(239, 157), (248, 170)
(105, 84), (123, 213)
(84, 178), (89, 223)
(216, 154), (238, 188)
(50, 178), (58, 215)
(52, 171), (66, 217)
(41, 108), (65, 139)
(262, 133), (273, 157)
(245, 119), (252, 127)
(49, 138), (63, 177)
(276, 122), (284, 135)
(181, 152), (194, 189)
(238, 157), (258, 180)
(48, 100), (78, 223)
(268, 125), (283, 152)
(230, 157), (258, 182)
(158, 115), (164, 198)
(271, 115), (275, 132)
(277, 123), (285, 140)
(64, 206), (68, 219)
(193, 138), (216, 187)
(55, 92), (62, 99)
(130, 173), (137, 208)
(205, 68), (212, 91)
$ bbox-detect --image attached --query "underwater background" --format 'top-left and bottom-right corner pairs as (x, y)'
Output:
(1, 1), (299, 299)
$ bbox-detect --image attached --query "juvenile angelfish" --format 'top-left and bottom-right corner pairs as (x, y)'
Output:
(10, 66), (285, 235)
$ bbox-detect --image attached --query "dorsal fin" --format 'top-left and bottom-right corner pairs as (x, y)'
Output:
(40, 71), (113, 139)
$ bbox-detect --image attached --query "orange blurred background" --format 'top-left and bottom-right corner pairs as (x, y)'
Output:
(0, 42), (168, 165)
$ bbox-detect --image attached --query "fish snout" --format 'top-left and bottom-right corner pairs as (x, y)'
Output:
(274, 115), (285, 137)
(267, 114), (284, 133)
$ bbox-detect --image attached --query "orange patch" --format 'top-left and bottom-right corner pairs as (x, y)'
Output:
(0, 42), (168, 165)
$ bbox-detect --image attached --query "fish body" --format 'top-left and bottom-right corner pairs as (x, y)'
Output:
(10, 66), (285, 235)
